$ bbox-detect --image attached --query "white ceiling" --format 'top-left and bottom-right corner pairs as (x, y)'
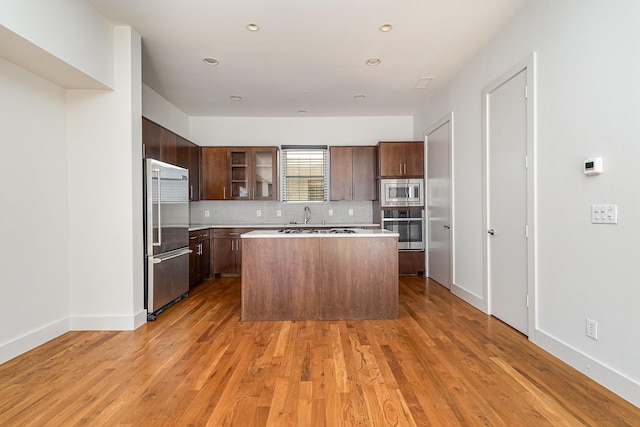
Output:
(88, 0), (529, 117)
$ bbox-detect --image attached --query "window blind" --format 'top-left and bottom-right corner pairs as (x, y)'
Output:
(280, 146), (328, 202)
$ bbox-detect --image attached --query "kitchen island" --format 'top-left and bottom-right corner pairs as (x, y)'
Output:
(241, 228), (399, 321)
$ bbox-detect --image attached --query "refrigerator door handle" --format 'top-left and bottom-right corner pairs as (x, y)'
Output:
(153, 168), (162, 246)
(152, 248), (193, 264)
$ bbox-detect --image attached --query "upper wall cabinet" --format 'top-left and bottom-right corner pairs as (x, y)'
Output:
(201, 147), (228, 200)
(142, 117), (200, 200)
(378, 141), (424, 177)
(201, 146), (278, 201)
(228, 147), (278, 200)
(330, 146), (377, 201)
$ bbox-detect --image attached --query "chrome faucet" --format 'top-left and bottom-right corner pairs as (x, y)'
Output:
(304, 205), (311, 224)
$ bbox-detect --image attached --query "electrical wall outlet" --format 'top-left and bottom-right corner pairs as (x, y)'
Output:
(276, 210), (282, 217)
(256, 210), (262, 217)
(204, 210), (210, 217)
(348, 209), (354, 216)
(328, 209), (333, 216)
(586, 318), (598, 340)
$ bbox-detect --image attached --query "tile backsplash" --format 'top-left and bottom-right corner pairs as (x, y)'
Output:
(190, 200), (375, 226)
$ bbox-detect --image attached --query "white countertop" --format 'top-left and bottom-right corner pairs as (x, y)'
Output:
(189, 223), (380, 232)
(242, 228), (397, 238)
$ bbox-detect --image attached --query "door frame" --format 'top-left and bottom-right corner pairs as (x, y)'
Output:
(424, 112), (454, 289)
(482, 53), (537, 338)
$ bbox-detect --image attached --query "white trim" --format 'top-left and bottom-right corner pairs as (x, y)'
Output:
(69, 310), (147, 331)
(533, 330), (640, 408)
(451, 284), (485, 312)
(481, 52), (537, 336)
(0, 318), (69, 365)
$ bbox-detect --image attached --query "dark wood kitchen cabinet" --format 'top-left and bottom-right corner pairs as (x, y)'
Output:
(142, 117), (162, 160)
(227, 147), (278, 200)
(201, 146), (278, 200)
(201, 147), (228, 200)
(330, 146), (377, 201)
(398, 251), (425, 275)
(212, 228), (254, 277)
(378, 141), (424, 177)
(176, 135), (200, 201)
(189, 229), (210, 286)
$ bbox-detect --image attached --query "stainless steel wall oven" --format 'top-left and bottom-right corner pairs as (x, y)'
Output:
(381, 209), (425, 250)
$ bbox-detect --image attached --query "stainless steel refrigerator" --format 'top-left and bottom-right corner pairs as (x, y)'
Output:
(144, 158), (191, 320)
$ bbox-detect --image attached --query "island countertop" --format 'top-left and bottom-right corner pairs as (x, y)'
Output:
(241, 228), (399, 321)
(241, 228), (398, 238)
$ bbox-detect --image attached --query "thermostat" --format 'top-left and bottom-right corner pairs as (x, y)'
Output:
(584, 157), (603, 175)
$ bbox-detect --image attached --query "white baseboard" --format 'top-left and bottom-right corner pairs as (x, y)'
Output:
(533, 329), (640, 408)
(451, 283), (487, 313)
(0, 318), (69, 365)
(0, 310), (147, 366)
(69, 309), (147, 331)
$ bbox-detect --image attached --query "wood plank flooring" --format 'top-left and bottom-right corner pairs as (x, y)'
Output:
(1, 276), (638, 426)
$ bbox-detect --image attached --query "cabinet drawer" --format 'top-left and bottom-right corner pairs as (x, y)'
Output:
(213, 228), (253, 238)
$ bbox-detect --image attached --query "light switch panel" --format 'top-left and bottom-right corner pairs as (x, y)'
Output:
(591, 204), (617, 224)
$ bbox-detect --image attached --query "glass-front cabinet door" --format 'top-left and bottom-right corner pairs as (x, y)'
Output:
(229, 149), (250, 199)
(254, 148), (276, 199)
(227, 147), (278, 200)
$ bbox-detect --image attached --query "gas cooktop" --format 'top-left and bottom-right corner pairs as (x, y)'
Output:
(278, 228), (356, 234)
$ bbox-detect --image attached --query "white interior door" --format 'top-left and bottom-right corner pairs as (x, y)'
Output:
(486, 69), (528, 335)
(426, 116), (452, 289)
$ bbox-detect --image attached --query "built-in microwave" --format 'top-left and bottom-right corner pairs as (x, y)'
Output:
(380, 178), (424, 207)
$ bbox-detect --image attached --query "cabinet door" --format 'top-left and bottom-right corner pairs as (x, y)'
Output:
(213, 238), (236, 275)
(253, 147), (278, 200)
(201, 147), (228, 200)
(160, 129), (177, 165)
(175, 135), (190, 169)
(189, 234), (199, 286)
(378, 142), (405, 177)
(228, 148), (251, 199)
(188, 143), (200, 201)
(330, 147), (353, 200)
(199, 237), (211, 279)
(352, 146), (377, 200)
(142, 118), (161, 160)
(403, 142), (424, 176)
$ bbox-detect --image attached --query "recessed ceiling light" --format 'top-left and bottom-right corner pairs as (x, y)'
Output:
(415, 77), (435, 89)
(246, 23), (260, 32)
(203, 57), (219, 66)
(379, 24), (392, 32)
(365, 58), (381, 66)
(297, 110), (308, 115)
(230, 95), (242, 101)
(353, 94), (366, 100)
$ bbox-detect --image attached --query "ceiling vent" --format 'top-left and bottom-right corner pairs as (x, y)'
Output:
(415, 77), (435, 89)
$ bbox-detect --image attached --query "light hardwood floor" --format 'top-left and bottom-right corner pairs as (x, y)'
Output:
(1, 276), (638, 426)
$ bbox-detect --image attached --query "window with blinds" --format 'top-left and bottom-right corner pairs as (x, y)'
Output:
(280, 146), (328, 202)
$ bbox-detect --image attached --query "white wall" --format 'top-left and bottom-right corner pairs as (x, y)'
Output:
(67, 26), (145, 330)
(0, 3), (143, 363)
(142, 84), (191, 139)
(0, 57), (71, 363)
(414, 0), (640, 406)
(190, 116), (413, 146)
(0, 0), (113, 89)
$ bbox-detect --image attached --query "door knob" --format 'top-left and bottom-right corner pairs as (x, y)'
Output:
(444, 225), (451, 229)
(488, 229), (495, 235)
